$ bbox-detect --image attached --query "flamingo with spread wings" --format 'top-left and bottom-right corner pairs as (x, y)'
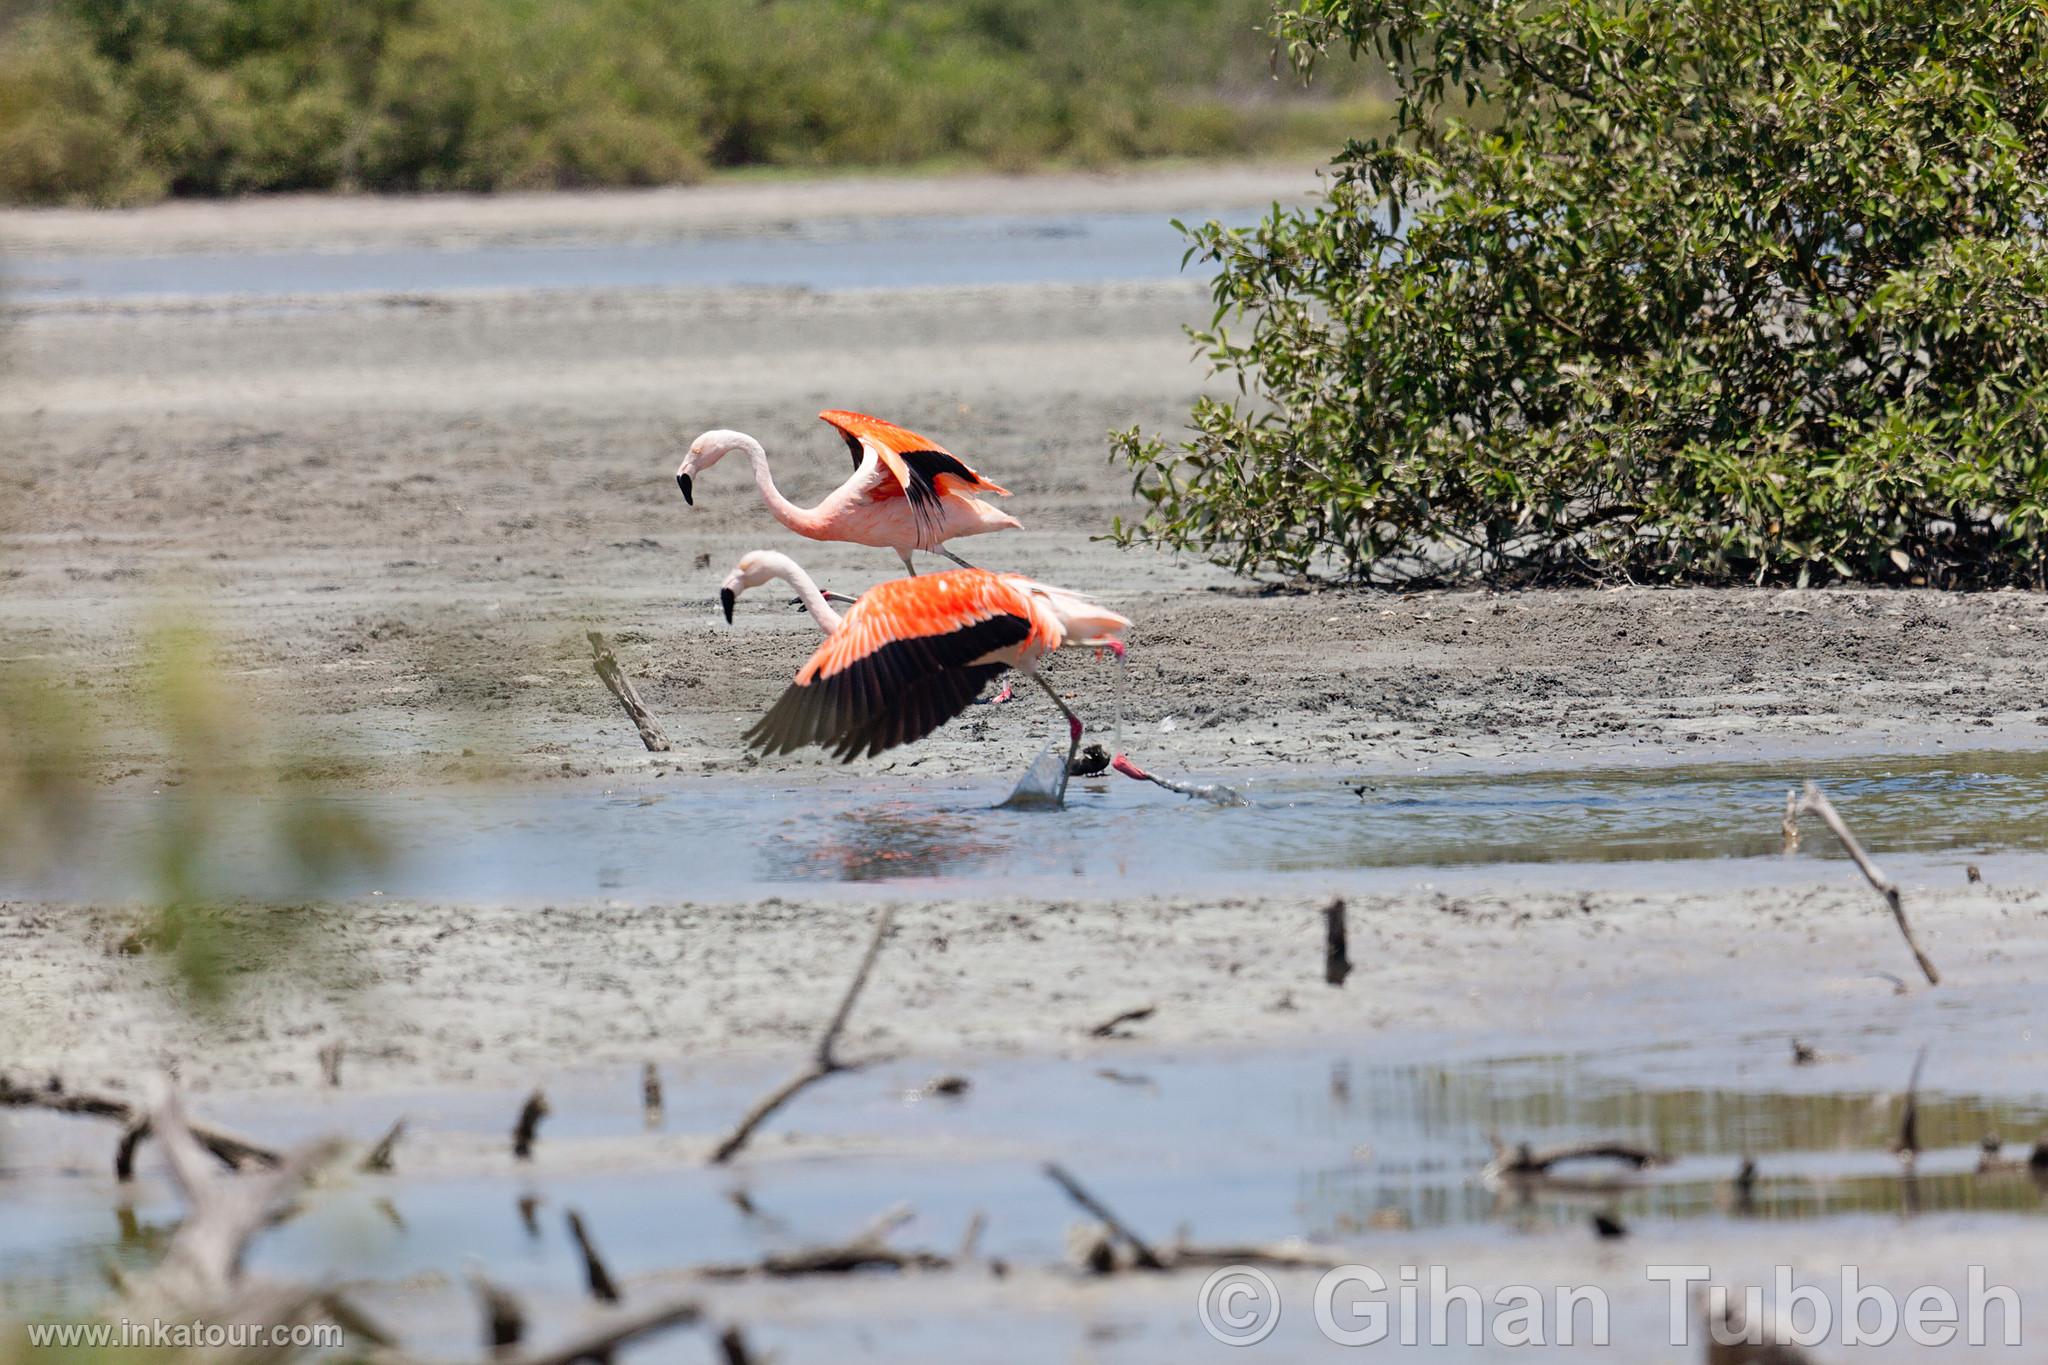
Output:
(720, 549), (1128, 795)
(678, 410), (1020, 574)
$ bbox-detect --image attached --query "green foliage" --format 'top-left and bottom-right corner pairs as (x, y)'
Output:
(1115, 0), (2048, 587)
(0, 615), (386, 1012)
(0, 0), (1380, 203)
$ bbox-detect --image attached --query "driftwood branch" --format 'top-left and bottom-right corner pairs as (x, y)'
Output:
(1042, 1164), (1167, 1270)
(126, 1083), (343, 1319)
(696, 1202), (947, 1279)
(588, 631), (671, 753)
(709, 907), (896, 1164)
(0, 1073), (281, 1181)
(1323, 898), (1352, 986)
(1793, 782), (1940, 985)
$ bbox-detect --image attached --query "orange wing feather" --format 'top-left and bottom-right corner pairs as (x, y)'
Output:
(817, 409), (1012, 507)
(745, 571), (1046, 761)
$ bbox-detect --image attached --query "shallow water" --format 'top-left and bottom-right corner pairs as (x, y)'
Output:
(7, 209), (1257, 304)
(5, 1030), (2044, 1327)
(11, 748), (2048, 905)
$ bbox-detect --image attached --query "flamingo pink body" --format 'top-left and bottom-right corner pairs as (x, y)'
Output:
(680, 412), (1022, 574)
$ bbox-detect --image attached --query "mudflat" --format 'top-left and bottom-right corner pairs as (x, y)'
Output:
(3, 173), (2046, 789)
(5, 170), (2048, 1360)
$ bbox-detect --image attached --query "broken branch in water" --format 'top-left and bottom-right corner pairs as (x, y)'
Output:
(512, 1090), (549, 1161)
(709, 906), (897, 1164)
(1791, 781), (1941, 985)
(0, 1073), (281, 1180)
(1780, 788), (1801, 854)
(361, 1119), (406, 1174)
(1042, 1163), (1167, 1270)
(1324, 898), (1352, 987)
(697, 1202), (948, 1278)
(567, 1210), (622, 1304)
(588, 631), (672, 753)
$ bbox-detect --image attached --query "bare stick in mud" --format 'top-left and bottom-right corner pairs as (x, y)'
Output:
(1042, 1163), (1167, 1270)
(469, 1271), (526, 1354)
(1087, 1004), (1155, 1039)
(588, 631), (672, 753)
(0, 1073), (281, 1179)
(642, 1062), (664, 1126)
(512, 1089), (549, 1161)
(709, 906), (897, 1164)
(1792, 782), (1940, 985)
(361, 1119), (406, 1174)
(1324, 898), (1352, 987)
(567, 1209), (622, 1304)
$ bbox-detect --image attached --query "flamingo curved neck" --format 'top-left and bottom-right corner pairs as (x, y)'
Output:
(737, 436), (829, 540)
(759, 551), (842, 632)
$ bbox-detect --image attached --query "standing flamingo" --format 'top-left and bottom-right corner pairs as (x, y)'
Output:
(726, 553), (1129, 797)
(678, 410), (1020, 574)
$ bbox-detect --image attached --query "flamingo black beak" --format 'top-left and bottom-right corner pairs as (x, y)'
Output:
(719, 586), (735, 624)
(676, 472), (693, 506)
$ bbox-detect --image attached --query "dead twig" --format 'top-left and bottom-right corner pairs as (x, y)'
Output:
(469, 1271), (526, 1356)
(361, 1119), (406, 1174)
(567, 1210), (622, 1304)
(589, 631), (672, 752)
(697, 1205), (945, 1279)
(0, 1073), (281, 1181)
(709, 907), (896, 1164)
(1087, 1004), (1155, 1039)
(1323, 898), (1352, 986)
(1792, 782), (1940, 985)
(513, 1090), (549, 1161)
(1042, 1164), (1167, 1270)
(641, 1062), (663, 1126)
(482, 1296), (702, 1365)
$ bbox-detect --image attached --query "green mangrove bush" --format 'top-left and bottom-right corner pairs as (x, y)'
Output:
(1115, 0), (2048, 587)
(0, 0), (1380, 202)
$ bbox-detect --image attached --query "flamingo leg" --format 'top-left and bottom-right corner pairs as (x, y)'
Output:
(938, 546), (977, 569)
(896, 548), (918, 576)
(1029, 671), (1083, 805)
